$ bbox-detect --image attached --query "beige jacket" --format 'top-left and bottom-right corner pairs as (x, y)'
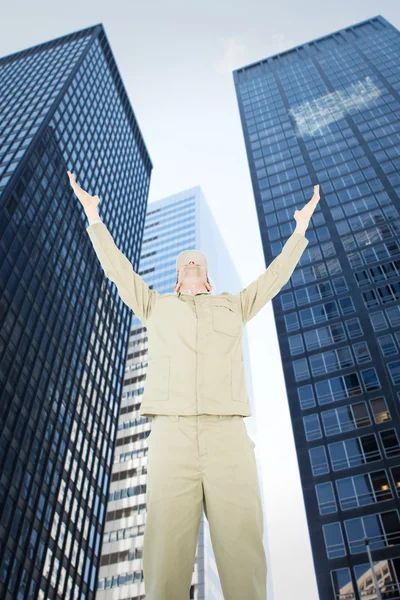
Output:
(86, 222), (309, 417)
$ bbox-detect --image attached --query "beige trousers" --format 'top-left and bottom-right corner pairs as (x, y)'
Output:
(143, 414), (267, 599)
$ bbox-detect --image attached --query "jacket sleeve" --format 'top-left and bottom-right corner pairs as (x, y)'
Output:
(86, 221), (159, 324)
(234, 231), (309, 326)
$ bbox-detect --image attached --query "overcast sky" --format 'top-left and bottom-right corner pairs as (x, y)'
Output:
(2, 2), (400, 598)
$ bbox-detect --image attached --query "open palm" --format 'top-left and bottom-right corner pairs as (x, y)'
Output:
(294, 185), (320, 233)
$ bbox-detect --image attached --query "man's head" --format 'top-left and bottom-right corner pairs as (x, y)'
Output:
(174, 249), (213, 295)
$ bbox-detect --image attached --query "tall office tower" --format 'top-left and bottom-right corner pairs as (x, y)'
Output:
(0, 25), (152, 600)
(97, 185), (271, 600)
(233, 14), (400, 600)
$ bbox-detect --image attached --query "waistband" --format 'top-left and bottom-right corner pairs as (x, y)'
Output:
(151, 415), (243, 422)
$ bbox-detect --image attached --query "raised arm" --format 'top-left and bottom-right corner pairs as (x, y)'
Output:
(237, 232), (308, 325)
(68, 171), (158, 324)
(234, 184), (320, 326)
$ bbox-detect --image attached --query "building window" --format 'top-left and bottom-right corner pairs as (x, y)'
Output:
(330, 569), (354, 600)
(344, 510), (400, 554)
(288, 334), (304, 355)
(339, 297), (355, 315)
(328, 433), (381, 472)
(352, 341), (371, 363)
(303, 414), (322, 441)
(362, 289), (379, 308)
(298, 384), (315, 410)
(309, 346), (354, 377)
(369, 396), (391, 424)
(387, 360), (400, 385)
(304, 322), (346, 351)
(315, 372), (362, 405)
(355, 270), (370, 286)
(284, 312), (299, 332)
(293, 358), (310, 381)
(280, 292), (295, 311)
(379, 429), (400, 458)
(348, 252), (364, 269)
(315, 482), (337, 515)
(335, 469), (392, 511)
(332, 276), (348, 295)
(390, 466), (400, 498)
(321, 402), (371, 437)
(386, 305), (400, 327)
(323, 522), (346, 558)
(378, 334), (398, 356)
(353, 560), (384, 597)
(309, 446), (329, 476)
(360, 367), (380, 392)
(345, 317), (363, 339)
(369, 311), (388, 332)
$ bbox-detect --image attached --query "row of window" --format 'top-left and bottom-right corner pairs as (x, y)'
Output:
(323, 509), (400, 558)
(267, 209), (325, 241)
(370, 305), (400, 331)
(270, 225), (332, 257)
(100, 546), (143, 568)
(378, 332), (400, 356)
(330, 553), (400, 600)
(289, 319), (363, 356)
(284, 297), (355, 332)
(336, 207), (398, 236)
(106, 502), (146, 523)
(303, 396), (391, 441)
(309, 429), (400, 476)
(108, 483), (146, 503)
(342, 220), (400, 252)
(292, 338), (400, 385)
(98, 569), (144, 590)
(281, 276), (348, 311)
(298, 362), (400, 410)
(293, 342), (371, 382)
(103, 523), (144, 545)
(287, 299), (400, 339)
(111, 464), (144, 483)
(348, 239), (400, 270)
(362, 282), (400, 307)
(271, 238), (336, 274)
(315, 465), (399, 515)
(280, 256), (400, 311)
(114, 446), (147, 464)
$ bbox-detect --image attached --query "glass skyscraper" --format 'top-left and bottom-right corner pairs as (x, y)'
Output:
(96, 186), (268, 600)
(0, 24), (152, 599)
(233, 14), (400, 600)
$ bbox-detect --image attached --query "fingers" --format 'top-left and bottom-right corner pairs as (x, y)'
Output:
(309, 184), (320, 207)
(67, 171), (81, 194)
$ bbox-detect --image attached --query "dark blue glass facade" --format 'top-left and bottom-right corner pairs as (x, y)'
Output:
(234, 15), (400, 600)
(0, 24), (152, 599)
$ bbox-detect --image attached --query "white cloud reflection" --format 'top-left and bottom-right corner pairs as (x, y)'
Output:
(289, 76), (382, 137)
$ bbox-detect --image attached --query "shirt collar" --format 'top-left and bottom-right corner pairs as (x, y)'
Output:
(177, 289), (211, 297)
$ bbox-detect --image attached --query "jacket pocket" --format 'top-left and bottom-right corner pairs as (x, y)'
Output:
(232, 358), (247, 401)
(212, 304), (241, 337)
(145, 357), (170, 402)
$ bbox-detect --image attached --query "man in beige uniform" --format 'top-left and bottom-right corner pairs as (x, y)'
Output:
(68, 172), (320, 600)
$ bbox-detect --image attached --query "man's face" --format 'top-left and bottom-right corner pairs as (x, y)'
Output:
(178, 260), (206, 283)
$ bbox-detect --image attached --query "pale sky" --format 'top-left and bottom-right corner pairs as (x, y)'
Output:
(2, 2), (400, 598)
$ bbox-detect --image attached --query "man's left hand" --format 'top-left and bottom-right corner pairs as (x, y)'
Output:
(294, 184), (320, 235)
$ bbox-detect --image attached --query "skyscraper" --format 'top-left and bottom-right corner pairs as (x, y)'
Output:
(233, 14), (400, 600)
(97, 186), (270, 600)
(0, 24), (152, 599)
